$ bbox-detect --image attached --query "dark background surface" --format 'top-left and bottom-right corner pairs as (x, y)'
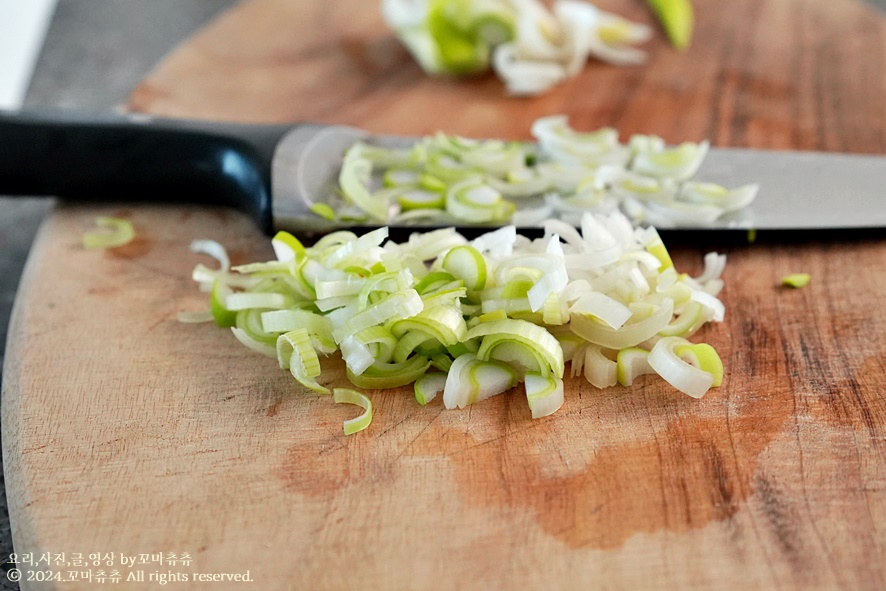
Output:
(1, 1), (885, 588)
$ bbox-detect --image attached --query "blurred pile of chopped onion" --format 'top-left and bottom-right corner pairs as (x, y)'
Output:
(381, 0), (693, 95)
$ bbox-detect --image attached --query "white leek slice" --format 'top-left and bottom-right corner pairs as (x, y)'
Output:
(389, 304), (468, 347)
(209, 279), (237, 327)
(442, 245), (488, 291)
(225, 292), (294, 311)
(333, 388), (373, 435)
(332, 289), (423, 343)
(383, 168), (421, 187)
(510, 201), (555, 227)
(675, 342), (724, 387)
(459, 142), (527, 176)
(324, 226), (389, 268)
(467, 318), (565, 377)
(442, 354), (518, 409)
(624, 196), (724, 228)
(568, 291), (632, 329)
(610, 171), (680, 202)
(647, 336), (715, 398)
(190, 239), (230, 272)
(471, 224), (517, 258)
(261, 309), (335, 352)
(581, 344), (617, 388)
(644, 229), (675, 270)
(177, 310), (214, 324)
(314, 275), (366, 300)
(347, 356), (432, 389)
(231, 326), (277, 358)
(398, 188), (447, 210)
(616, 347), (654, 386)
(277, 329), (329, 394)
(445, 177), (507, 222)
(571, 298), (674, 349)
(235, 308), (279, 348)
(658, 301), (709, 338)
(271, 230), (306, 263)
(339, 148), (390, 222)
(415, 371), (448, 405)
(491, 42), (567, 96)
(531, 115), (630, 166)
(586, 7), (652, 64)
(486, 168), (551, 198)
(83, 216), (135, 250)
(694, 252), (727, 284)
(542, 292), (567, 325)
(524, 373), (564, 418)
(678, 182), (759, 212)
(340, 325), (399, 375)
(355, 269), (414, 309)
(631, 140), (709, 181)
(393, 330), (442, 363)
(402, 227), (468, 261)
(690, 290), (725, 322)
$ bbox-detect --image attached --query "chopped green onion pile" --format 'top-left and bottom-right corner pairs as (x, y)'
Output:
(186, 210), (728, 434)
(331, 115), (757, 229)
(382, 0), (658, 95)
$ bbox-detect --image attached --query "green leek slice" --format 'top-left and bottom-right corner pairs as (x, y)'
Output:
(415, 372), (448, 405)
(210, 280), (238, 328)
(277, 329), (329, 394)
(782, 273), (811, 288)
(647, 336), (715, 398)
(442, 245), (488, 291)
(467, 318), (564, 378)
(646, 0), (693, 49)
(616, 347), (653, 386)
(82, 216), (135, 250)
(333, 388), (373, 435)
(524, 373), (564, 419)
(347, 356), (432, 389)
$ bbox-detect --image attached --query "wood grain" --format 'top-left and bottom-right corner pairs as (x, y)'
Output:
(4, 0), (886, 589)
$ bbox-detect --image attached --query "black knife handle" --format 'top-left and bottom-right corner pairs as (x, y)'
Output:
(0, 110), (294, 234)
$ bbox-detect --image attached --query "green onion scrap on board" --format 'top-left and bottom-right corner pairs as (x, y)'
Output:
(381, 0), (693, 96)
(781, 273), (811, 289)
(82, 216), (136, 250)
(184, 208), (730, 434)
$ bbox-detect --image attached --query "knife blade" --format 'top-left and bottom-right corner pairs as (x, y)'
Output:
(2, 110), (885, 237)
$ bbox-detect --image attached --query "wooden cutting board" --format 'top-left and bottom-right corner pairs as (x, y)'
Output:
(4, 0), (886, 589)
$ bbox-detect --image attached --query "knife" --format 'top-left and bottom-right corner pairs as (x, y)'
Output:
(2, 109), (885, 237)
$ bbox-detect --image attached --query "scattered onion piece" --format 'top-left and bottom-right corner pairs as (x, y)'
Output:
(82, 216), (135, 250)
(781, 273), (811, 288)
(333, 388), (373, 435)
(646, 0), (693, 49)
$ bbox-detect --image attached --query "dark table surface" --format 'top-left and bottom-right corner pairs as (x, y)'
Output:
(1, 1), (885, 589)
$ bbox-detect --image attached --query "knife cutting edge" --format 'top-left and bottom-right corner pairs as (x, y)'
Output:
(1, 109), (885, 238)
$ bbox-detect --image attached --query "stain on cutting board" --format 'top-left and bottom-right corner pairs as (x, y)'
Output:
(276, 353), (794, 551)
